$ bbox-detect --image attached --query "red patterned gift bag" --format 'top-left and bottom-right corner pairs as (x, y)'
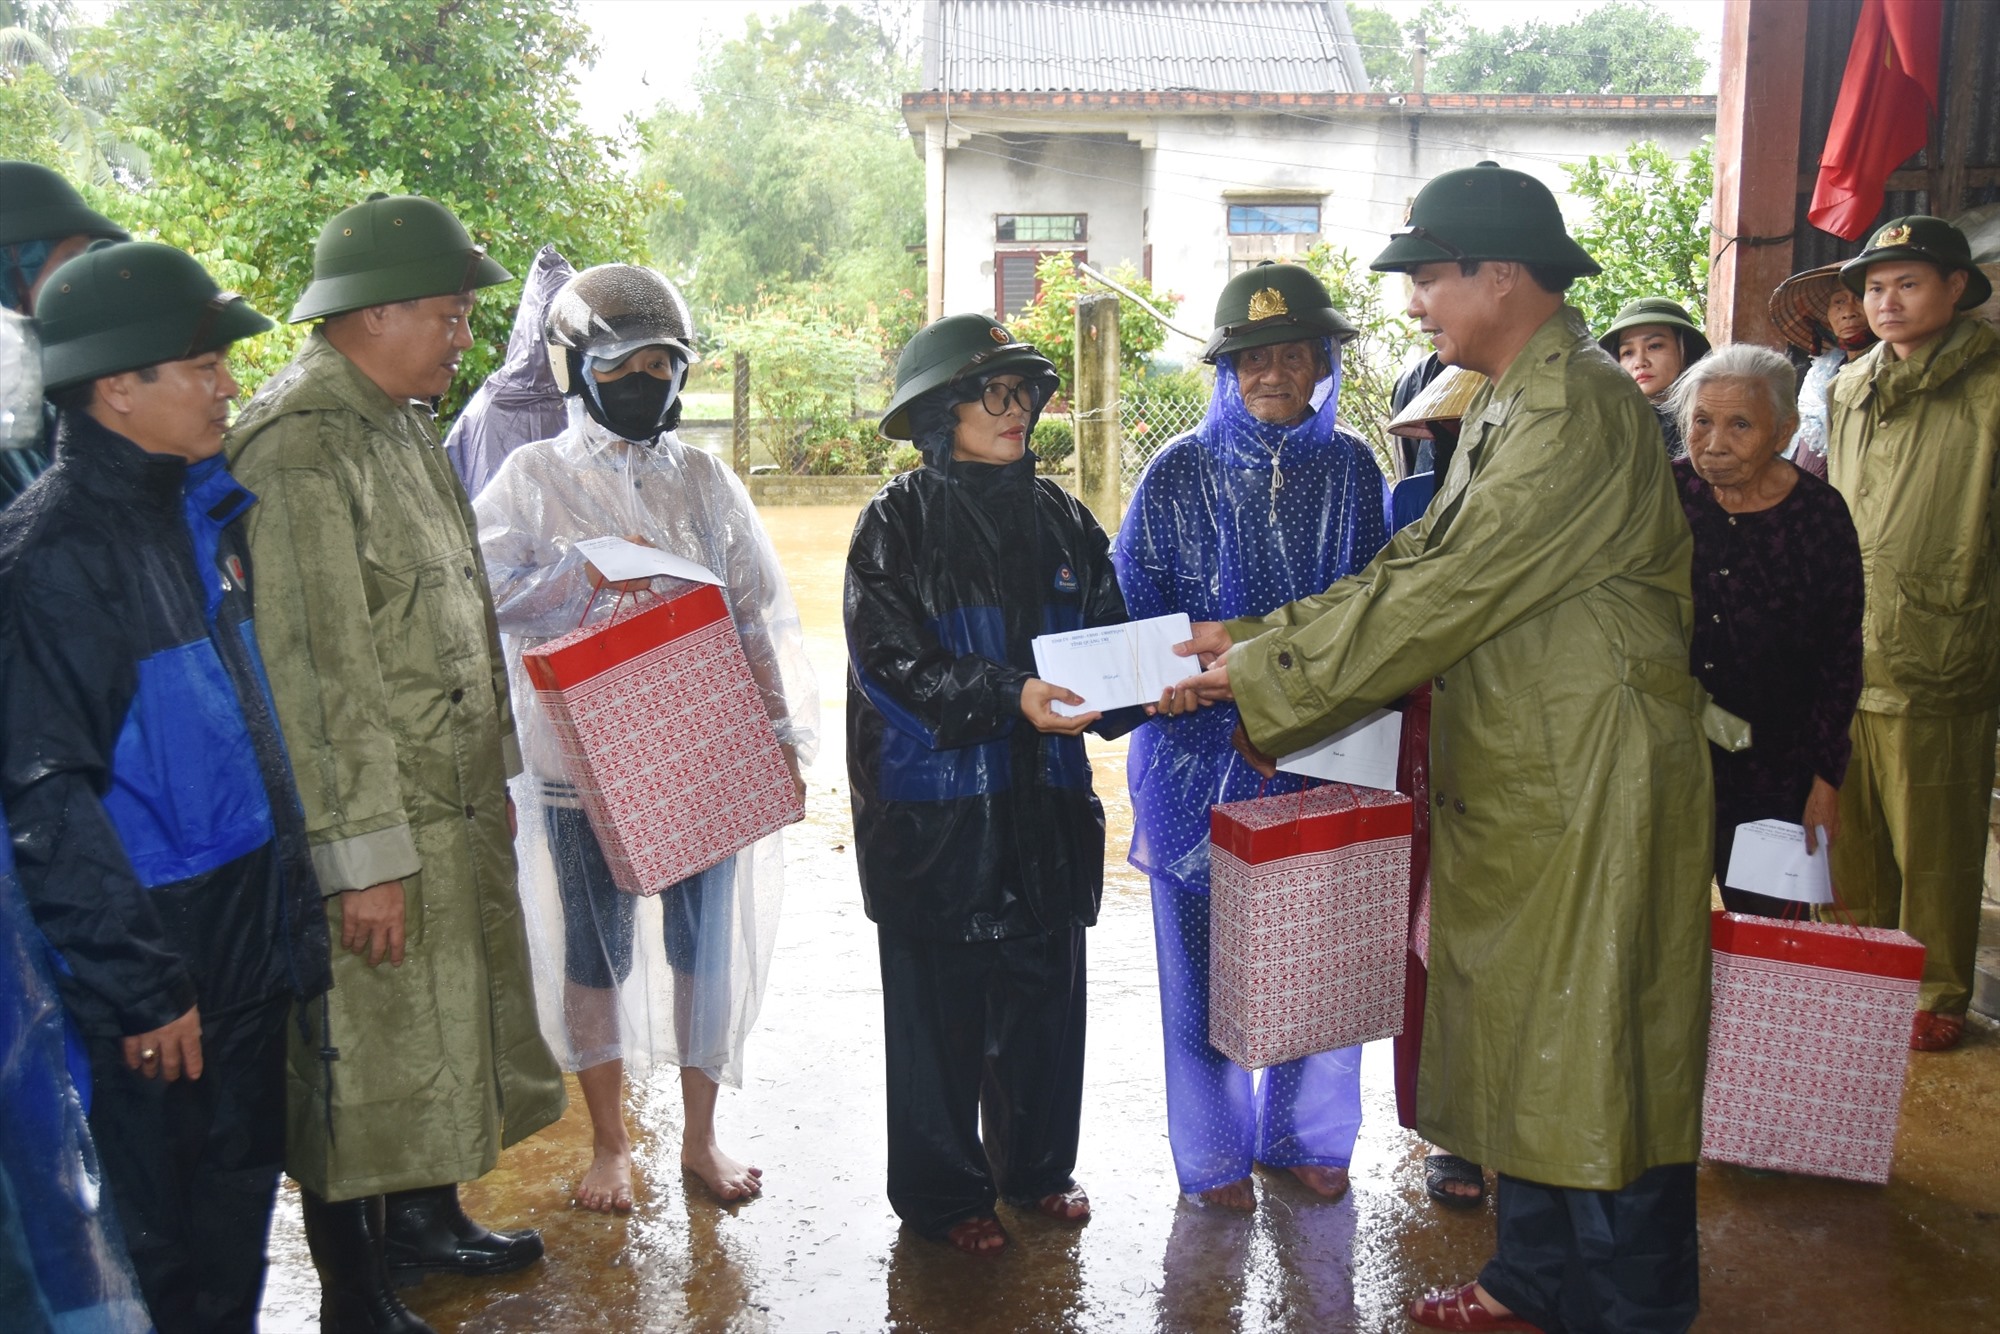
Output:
(1702, 911), (1924, 1183)
(1208, 783), (1413, 1069)
(523, 584), (803, 896)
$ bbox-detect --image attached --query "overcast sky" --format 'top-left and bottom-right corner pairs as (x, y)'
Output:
(573, 0), (1727, 147)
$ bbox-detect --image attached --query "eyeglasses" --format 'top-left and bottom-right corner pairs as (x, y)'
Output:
(1389, 224), (1469, 262)
(978, 379), (1043, 417)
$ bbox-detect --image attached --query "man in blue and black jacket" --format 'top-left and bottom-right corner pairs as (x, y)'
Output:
(0, 240), (331, 1333)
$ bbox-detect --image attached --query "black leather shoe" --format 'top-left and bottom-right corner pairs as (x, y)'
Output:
(301, 1190), (437, 1334)
(383, 1184), (544, 1280)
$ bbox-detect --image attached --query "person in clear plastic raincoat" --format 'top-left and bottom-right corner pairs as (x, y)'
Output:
(1112, 264), (1387, 1211)
(473, 264), (817, 1210)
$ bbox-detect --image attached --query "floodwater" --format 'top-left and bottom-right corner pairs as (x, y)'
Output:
(259, 503), (2000, 1332)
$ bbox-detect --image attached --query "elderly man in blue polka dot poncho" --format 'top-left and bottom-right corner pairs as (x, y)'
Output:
(1112, 264), (1387, 1210)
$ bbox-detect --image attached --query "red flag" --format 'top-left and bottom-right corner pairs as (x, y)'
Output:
(1808, 0), (1943, 241)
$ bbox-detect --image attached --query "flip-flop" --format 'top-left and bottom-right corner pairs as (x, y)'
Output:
(1424, 1154), (1486, 1209)
(941, 1214), (1009, 1256)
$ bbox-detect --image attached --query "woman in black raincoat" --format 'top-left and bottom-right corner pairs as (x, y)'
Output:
(845, 314), (1139, 1255)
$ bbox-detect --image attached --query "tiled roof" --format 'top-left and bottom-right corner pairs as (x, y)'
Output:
(919, 0), (1367, 95)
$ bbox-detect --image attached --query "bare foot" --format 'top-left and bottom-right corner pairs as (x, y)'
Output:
(1285, 1164), (1350, 1200)
(573, 1143), (634, 1213)
(681, 1144), (763, 1202)
(1194, 1176), (1255, 1211)
(943, 1214), (1008, 1256)
(1035, 1183), (1090, 1222)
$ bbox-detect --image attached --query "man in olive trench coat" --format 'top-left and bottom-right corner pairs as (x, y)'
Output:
(227, 195), (565, 1333)
(1165, 164), (1721, 1334)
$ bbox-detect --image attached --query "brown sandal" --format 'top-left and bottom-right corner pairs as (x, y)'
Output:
(941, 1214), (1008, 1256)
(1035, 1184), (1091, 1223)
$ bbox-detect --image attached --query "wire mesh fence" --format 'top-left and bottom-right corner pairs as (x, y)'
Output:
(1118, 395), (1207, 495)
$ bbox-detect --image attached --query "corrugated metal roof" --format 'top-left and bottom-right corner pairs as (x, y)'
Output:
(920, 0), (1366, 95)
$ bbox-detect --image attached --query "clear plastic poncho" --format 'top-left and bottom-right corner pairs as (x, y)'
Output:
(473, 407), (818, 1085)
(1112, 340), (1390, 892)
(1784, 346), (1844, 481)
(444, 245), (575, 498)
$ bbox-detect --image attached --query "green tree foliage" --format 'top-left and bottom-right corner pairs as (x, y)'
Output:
(1563, 138), (1714, 333)
(1, 0), (139, 185)
(1426, 1), (1704, 95)
(1347, 1), (1704, 97)
(712, 297), (885, 475)
(643, 4), (922, 321)
(1007, 253), (1182, 398)
(1299, 242), (1424, 476)
(70, 0), (652, 408)
(1344, 4), (1407, 92)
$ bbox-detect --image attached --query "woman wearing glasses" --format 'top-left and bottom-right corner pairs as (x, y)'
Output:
(845, 314), (1141, 1256)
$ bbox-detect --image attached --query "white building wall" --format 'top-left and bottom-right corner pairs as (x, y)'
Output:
(929, 108), (1712, 359)
(936, 132), (1146, 318)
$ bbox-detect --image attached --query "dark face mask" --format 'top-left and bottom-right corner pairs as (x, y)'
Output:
(584, 369), (679, 442)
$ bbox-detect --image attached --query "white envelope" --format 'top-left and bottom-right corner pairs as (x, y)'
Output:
(1031, 613), (1194, 716)
(1723, 819), (1833, 905)
(1275, 708), (1403, 792)
(574, 535), (723, 588)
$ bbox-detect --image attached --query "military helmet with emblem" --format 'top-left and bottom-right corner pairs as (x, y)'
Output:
(37, 240), (274, 390)
(880, 313), (1058, 441)
(1372, 161), (1600, 278)
(289, 192), (512, 323)
(0, 160), (129, 250)
(1840, 215), (1993, 310)
(1203, 262), (1359, 363)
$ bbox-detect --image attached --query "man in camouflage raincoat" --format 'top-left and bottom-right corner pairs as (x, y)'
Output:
(1164, 163), (1723, 1334)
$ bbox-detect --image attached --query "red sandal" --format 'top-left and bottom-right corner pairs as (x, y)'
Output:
(1911, 1011), (1966, 1052)
(1408, 1283), (1543, 1331)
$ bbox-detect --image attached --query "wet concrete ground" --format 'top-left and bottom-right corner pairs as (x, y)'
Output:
(260, 503), (2000, 1332)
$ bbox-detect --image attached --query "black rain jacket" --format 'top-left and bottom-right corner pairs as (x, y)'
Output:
(845, 452), (1140, 942)
(0, 411), (331, 1038)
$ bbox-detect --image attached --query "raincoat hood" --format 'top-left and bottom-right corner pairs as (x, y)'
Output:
(1203, 336), (1343, 471)
(443, 244), (574, 497)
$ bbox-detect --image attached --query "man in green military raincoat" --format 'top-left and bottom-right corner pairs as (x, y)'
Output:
(227, 194), (564, 1334)
(1164, 163), (1718, 1334)
(1825, 216), (2000, 1054)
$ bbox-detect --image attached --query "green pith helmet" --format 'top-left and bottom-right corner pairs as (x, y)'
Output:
(1371, 161), (1600, 278)
(289, 193), (511, 323)
(38, 241), (273, 389)
(880, 313), (1057, 440)
(1597, 297), (1711, 362)
(0, 160), (128, 249)
(1202, 263), (1358, 362)
(1840, 215), (1993, 310)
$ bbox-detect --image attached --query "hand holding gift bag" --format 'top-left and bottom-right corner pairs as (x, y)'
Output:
(1208, 782), (1412, 1070)
(1702, 834), (1924, 1184)
(524, 581), (804, 897)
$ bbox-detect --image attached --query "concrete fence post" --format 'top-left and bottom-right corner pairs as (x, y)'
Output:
(732, 351), (751, 479)
(1074, 292), (1122, 527)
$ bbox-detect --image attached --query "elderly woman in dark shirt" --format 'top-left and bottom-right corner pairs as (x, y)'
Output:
(1666, 344), (1864, 915)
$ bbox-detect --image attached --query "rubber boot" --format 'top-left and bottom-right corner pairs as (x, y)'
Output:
(382, 1184), (544, 1281)
(300, 1190), (435, 1334)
